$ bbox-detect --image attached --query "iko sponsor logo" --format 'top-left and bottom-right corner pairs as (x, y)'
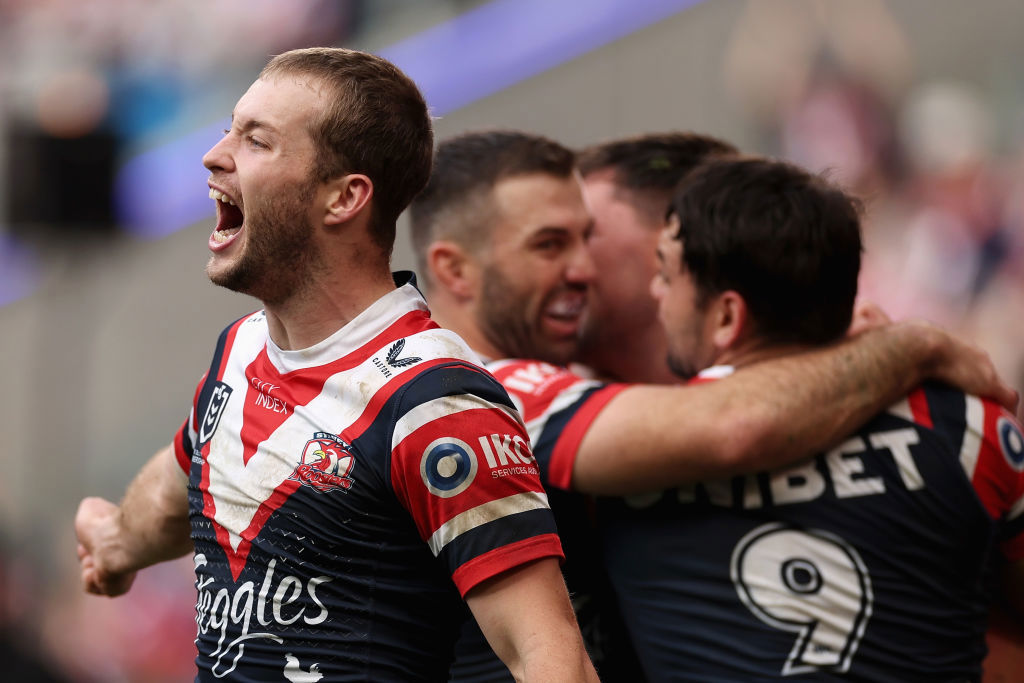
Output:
(194, 554), (331, 679)
(289, 433), (355, 493)
(420, 433), (539, 496)
(477, 433), (539, 479)
(200, 382), (233, 445)
(420, 437), (478, 497)
(250, 377), (289, 414)
(501, 362), (561, 394)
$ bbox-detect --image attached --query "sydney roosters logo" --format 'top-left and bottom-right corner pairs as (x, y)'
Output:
(289, 432), (355, 493)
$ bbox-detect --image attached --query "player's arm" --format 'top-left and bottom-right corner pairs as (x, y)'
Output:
(574, 319), (1019, 494)
(466, 558), (598, 683)
(75, 443), (192, 596)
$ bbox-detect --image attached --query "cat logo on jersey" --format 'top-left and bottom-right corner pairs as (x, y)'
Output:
(998, 416), (1024, 471)
(290, 432), (355, 493)
(420, 437), (478, 498)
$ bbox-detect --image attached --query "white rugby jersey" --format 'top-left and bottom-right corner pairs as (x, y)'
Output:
(173, 275), (562, 682)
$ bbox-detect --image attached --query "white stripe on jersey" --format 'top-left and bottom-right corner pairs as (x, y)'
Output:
(391, 394), (523, 452)
(1007, 492), (1024, 523)
(959, 395), (985, 479)
(522, 377), (601, 443)
(427, 491), (550, 556)
(886, 398), (913, 423)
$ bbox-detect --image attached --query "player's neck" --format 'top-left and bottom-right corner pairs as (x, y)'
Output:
(427, 295), (505, 362)
(717, 338), (814, 372)
(581, 322), (680, 384)
(263, 261), (396, 351)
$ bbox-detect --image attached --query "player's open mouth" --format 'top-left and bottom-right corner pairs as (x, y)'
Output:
(543, 293), (587, 335)
(209, 187), (244, 248)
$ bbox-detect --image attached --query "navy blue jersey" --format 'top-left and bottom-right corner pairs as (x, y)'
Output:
(594, 372), (1024, 682)
(174, 281), (562, 681)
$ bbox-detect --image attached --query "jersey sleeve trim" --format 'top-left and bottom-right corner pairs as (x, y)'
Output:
(428, 491), (551, 555)
(173, 419), (191, 474)
(451, 533), (564, 596)
(547, 383), (630, 490)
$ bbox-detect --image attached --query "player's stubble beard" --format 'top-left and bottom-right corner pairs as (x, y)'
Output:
(207, 176), (322, 306)
(477, 263), (581, 366)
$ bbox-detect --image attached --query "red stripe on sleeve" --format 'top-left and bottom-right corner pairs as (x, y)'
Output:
(451, 534), (564, 597)
(970, 400), (1024, 524)
(391, 405), (545, 541)
(547, 383), (630, 490)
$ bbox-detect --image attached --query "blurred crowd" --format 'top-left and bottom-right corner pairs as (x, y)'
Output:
(778, 70), (1024, 397)
(1, 0), (1022, 680)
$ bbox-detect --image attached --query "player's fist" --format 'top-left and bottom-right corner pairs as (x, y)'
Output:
(75, 497), (137, 597)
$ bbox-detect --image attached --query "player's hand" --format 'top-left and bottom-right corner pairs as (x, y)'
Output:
(914, 321), (1019, 412)
(75, 497), (138, 597)
(847, 300), (891, 337)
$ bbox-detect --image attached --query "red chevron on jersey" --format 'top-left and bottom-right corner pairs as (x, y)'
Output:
(173, 277), (563, 679)
(236, 309), (437, 465)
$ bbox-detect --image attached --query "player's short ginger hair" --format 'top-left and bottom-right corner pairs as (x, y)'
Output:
(262, 47), (433, 253)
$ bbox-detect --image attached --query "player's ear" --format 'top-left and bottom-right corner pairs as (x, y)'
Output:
(323, 173), (373, 227)
(710, 290), (747, 352)
(427, 241), (479, 300)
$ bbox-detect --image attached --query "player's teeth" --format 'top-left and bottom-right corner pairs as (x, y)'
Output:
(208, 188), (236, 206)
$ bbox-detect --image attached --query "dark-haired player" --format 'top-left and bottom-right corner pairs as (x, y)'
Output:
(618, 155), (1024, 680)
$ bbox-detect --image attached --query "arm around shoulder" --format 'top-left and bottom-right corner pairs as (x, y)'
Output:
(75, 443), (192, 596)
(572, 320), (1018, 495)
(465, 558), (598, 683)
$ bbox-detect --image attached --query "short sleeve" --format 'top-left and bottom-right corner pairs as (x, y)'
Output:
(387, 362), (563, 595)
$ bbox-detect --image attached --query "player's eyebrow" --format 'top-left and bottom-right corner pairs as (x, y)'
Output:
(229, 114), (281, 137)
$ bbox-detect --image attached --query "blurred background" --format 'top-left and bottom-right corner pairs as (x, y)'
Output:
(1, 0), (1022, 679)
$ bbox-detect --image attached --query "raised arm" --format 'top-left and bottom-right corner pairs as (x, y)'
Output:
(573, 319), (1019, 494)
(75, 443), (192, 596)
(466, 558), (598, 683)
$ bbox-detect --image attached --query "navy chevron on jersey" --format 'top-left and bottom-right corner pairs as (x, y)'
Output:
(596, 368), (1024, 682)
(172, 276), (562, 682)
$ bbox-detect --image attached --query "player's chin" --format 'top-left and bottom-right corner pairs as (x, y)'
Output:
(537, 334), (580, 366)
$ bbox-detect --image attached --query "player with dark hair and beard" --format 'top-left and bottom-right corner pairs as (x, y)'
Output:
(409, 129), (1018, 680)
(631, 155), (1024, 680)
(74, 49), (597, 683)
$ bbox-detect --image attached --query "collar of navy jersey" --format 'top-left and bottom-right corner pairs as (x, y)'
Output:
(264, 272), (428, 373)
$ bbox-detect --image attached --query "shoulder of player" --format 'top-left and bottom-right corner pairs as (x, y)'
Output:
(484, 358), (602, 397)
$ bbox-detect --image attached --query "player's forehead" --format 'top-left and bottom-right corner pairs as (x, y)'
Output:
(489, 172), (591, 242)
(232, 75), (325, 137)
